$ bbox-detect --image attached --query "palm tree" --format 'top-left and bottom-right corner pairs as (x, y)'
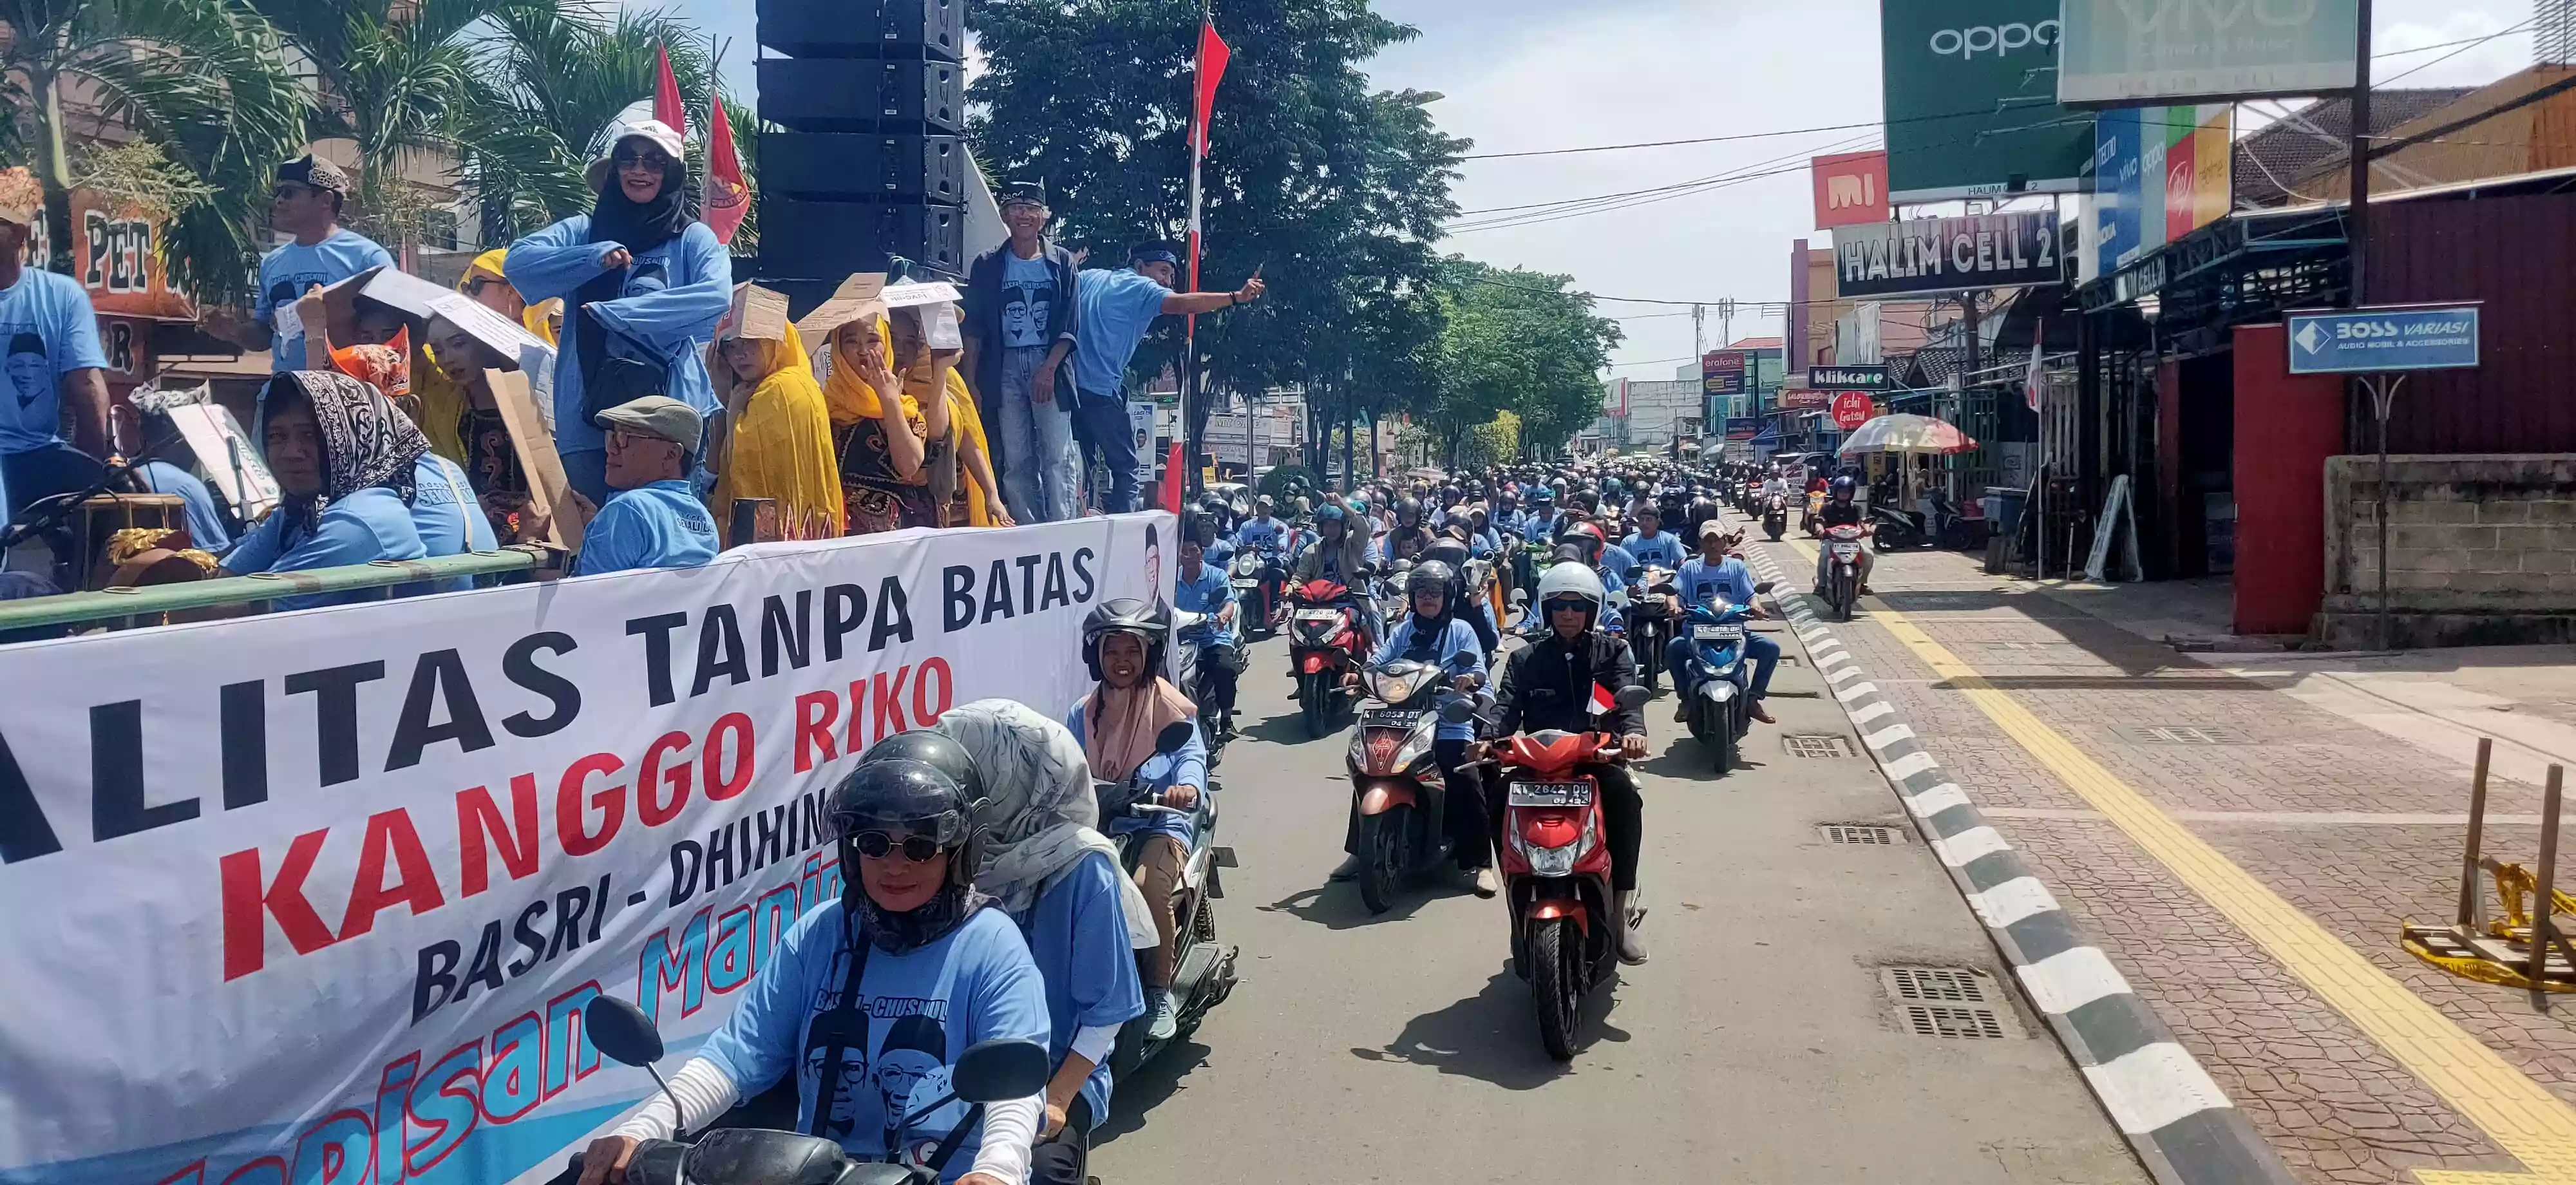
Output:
(0, 0), (310, 298)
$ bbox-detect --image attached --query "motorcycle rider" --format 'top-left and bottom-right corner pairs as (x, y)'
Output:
(1173, 521), (1243, 739)
(1521, 487), (1558, 544)
(1330, 560), (1497, 895)
(1621, 503), (1687, 572)
(1667, 522), (1779, 725)
(1067, 601), (1209, 1045)
(1235, 494), (1286, 554)
(1814, 475), (1875, 597)
(1423, 533), (1503, 657)
(933, 701), (1155, 1185)
(573, 744), (1051, 1185)
(1475, 563), (1652, 964)
(1386, 497), (1435, 563)
(1293, 501), (1381, 650)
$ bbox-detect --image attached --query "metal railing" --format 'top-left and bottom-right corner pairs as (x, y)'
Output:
(0, 545), (565, 634)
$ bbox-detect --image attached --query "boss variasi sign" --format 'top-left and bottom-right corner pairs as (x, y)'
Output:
(2058, 0), (2359, 106)
(1832, 211), (2065, 297)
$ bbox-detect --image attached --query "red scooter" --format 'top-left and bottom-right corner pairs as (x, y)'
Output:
(1448, 685), (1649, 1061)
(1287, 578), (1368, 739)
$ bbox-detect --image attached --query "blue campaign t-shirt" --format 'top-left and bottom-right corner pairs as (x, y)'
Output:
(222, 488), (427, 611)
(1598, 542), (1638, 583)
(1235, 517), (1285, 554)
(254, 229), (395, 375)
(1071, 268), (1171, 401)
(1624, 530), (1687, 571)
(699, 902), (1051, 1179)
(1676, 554), (1757, 609)
(999, 252), (1055, 350)
(408, 453), (497, 593)
(137, 460), (232, 552)
(1013, 851), (1145, 1127)
(0, 269), (108, 453)
(576, 479), (719, 576)
(1173, 561), (1234, 645)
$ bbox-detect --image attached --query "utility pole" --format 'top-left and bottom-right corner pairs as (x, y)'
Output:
(2349, 0), (2374, 307)
(1692, 303), (1705, 360)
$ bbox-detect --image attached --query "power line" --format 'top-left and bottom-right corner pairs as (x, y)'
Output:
(2380, 17), (2533, 86)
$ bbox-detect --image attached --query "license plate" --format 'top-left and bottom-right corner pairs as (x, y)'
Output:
(1508, 781), (1594, 808)
(1833, 544), (1861, 560)
(1295, 610), (1340, 623)
(1231, 579), (1258, 589)
(1693, 623), (1744, 641)
(1361, 708), (1423, 729)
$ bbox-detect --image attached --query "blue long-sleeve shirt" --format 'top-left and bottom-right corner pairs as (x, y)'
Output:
(506, 218), (731, 456)
(1370, 615), (1486, 740)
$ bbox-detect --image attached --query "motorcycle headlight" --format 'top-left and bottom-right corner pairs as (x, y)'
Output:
(1511, 810), (1598, 877)
(1391, 725), (1435, 772)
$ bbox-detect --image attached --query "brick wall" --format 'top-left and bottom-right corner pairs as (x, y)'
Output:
(2320, 454), (2576, 646)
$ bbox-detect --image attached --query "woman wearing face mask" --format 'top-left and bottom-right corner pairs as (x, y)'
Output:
(218, 370), (430, 611)
(506, 118), (729, 506)
(574, 741), (1051, 1185)
(707, 298), (842, 543)
(933, 701), (1155, 1184)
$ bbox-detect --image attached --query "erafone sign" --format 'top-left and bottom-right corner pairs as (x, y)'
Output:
(1880, 0), (2093, 202)
(1832, 212), (2065, 297)
(2058, 0), (2359, 106)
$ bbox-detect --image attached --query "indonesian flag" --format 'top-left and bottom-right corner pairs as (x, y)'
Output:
(652, 44), (687, 137)
(2023, 318), (2046, 413)
(1589, 682), (1616, 716)
(703, 91), (750, 244)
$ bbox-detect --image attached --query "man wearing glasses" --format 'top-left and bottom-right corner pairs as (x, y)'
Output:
(205, 155), (395, 377)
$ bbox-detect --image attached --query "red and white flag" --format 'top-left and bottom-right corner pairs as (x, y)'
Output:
(651, 44), (687, 138)
(2023, 318), (2046, 413)
(1589, 683), (1617, 716)
(703, 92), (749, 245)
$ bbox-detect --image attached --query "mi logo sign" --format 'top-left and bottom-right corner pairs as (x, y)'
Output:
(1811, 150), (1890, 230)
(1828, 173), (1875, 211)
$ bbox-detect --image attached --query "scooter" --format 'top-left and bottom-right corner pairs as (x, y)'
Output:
(1448, 684), (1651, 1061)
(1761, 493), (1788, 541)
(1229, 544), (1289, 637)
(1346, 661), (1472, 914)
(1867, 502), (1918, 551)
(1802, 490), (1825, 537)
(1286, 577), (1369, 739)
(1624, 566), (1678, 694)
(1172, 609), (1240, 764)
(540, 996), (1051, 1185)
(1822, 524), (1868, 622)
(1676, 585), (1772, 774)
(1095, 720), (1241, 1072)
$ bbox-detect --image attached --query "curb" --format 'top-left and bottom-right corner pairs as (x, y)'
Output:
(1742, 543), (2297, 1185)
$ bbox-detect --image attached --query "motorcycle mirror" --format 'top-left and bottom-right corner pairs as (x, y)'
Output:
(583, 995), (665, 1067)
(1754, 581), (1775, 594)
(1615, 685), (1651, 710)
(1155, 720), (1196, 755)
(952, 1039), (1054, 1104)
(1438, 697), (1477, 725)
(1509, 589), (1530, 607)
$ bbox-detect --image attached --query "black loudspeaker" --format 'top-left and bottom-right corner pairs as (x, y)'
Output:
(761, 198), (964, 277)
(758, 57), (961, 133)
(756, 0), (963, 63)
(760, 133), (963, 203)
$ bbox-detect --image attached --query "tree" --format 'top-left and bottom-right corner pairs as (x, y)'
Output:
(1428, 258), (1620, 460)
(968, 0), (1465, 475)
(0, 0), (310, 296)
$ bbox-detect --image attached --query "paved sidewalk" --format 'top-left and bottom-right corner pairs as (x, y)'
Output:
(1745, 528), (2576, 1185)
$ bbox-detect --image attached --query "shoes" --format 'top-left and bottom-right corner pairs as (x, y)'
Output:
(1673, 699), (1690, 723)
(1144, 988), (1179, 1043)
(1748, 703), (1775, 725)
(1328, 852), (1363, 881)
(1472, 866), (1501, 898)
(1859, 585), (1875, 596)
(1615, 890), (1648, 965)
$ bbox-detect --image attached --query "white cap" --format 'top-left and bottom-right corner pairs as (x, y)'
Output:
(586, 118), (688, 187)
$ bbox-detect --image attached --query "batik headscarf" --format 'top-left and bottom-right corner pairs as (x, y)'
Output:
(933, 699), (1158, 947)
(261, 369), (431, 531)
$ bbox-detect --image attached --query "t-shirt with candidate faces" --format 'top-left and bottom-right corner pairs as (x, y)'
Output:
(253, 227), (395, 376)
(0, 268), (108, 453)
(998, 252), (1054, 351)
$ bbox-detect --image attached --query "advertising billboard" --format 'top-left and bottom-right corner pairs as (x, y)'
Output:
(1812, 151), (1890, 229)
(2058, 0), (2359, 106)
(1831, 211), (2065, 298)
(1808, 364), (1889, 392)
(2092, 105), (2233, 278)
(68, 187), (195, 321)
(1880, 0), (2094, 202)
(1701, 351), (1748, 397)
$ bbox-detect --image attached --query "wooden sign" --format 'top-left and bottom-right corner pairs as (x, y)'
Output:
(486, 368), (588, 548)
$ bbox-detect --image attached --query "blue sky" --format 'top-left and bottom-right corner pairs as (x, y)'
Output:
(646, 0), (2537, 377)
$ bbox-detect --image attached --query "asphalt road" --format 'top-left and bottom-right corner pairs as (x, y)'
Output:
(1086, 580), (2149, 1184)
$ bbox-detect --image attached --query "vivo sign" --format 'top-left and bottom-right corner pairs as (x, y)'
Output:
(2058, 0), (2359, 105)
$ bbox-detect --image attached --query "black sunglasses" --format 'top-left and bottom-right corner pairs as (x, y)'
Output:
(1542, 597), (1591, 615)
(612, 149), (675, 171)
(849, 831), (942, 862)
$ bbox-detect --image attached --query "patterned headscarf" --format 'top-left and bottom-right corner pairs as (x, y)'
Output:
(261, 370), (431, 529)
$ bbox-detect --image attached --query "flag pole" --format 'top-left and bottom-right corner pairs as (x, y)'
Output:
(1182, 6), (1210, 505)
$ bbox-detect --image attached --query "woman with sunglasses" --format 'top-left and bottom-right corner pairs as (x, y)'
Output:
(506, 117), (730, 506)
(573, 742), (1051, 1185)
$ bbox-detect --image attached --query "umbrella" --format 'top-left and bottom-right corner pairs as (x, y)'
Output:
(1835, 413), (1977, 458)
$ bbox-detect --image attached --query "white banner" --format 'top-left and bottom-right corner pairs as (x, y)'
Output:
(0, 514), (1174, 1185)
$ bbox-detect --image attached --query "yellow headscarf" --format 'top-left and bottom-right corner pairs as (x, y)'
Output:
(818, 316), (997, 526)
(467, 248), (560, 345)
(710, 321), (844, 543)
(413, 249), (558, 461)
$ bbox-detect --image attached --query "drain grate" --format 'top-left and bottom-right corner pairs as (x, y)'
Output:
(1880, 965), (2019, 1039)
(1783, 734), (1855, 759)
(2123, 725), (2249, 746)
(1821, 822), (1902, 846)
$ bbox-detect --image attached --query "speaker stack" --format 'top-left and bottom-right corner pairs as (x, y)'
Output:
(753, 0), (967, 310)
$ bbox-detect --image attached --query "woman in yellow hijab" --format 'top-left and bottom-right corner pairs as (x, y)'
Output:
(709, 307), (842, 543)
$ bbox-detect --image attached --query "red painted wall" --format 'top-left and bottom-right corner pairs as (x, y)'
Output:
(2231, 323), (2345, 634)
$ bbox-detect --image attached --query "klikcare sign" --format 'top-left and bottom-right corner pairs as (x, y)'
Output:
(2058, 0), (2360, 106)
(1879, 0), (2094, 202)
(1832, 211), (2065, 298)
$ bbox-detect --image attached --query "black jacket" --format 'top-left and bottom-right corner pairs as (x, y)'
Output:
(1488, 628), (1645, 741)
(961, 236), (1081, 408)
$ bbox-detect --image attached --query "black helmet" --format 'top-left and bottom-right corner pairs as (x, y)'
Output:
(1832, 475), (1858, 496)
(1396, 497), (1421, 524)
(1082, 597), (1171, 681)
(867, 730), (985, 811)
(1423, 538), (1471, 570)
(1406, 560), (1456, 602)
(827, 752), (980, 891)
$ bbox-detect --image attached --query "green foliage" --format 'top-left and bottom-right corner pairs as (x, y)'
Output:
(1455, 408), (1521, 469)
(1426, 258), (1620, 459)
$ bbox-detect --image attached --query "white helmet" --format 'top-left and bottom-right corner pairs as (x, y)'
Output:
(1535, 562), (1606, 629)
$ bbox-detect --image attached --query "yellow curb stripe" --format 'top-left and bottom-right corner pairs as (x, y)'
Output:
(1776, 536), (2576, 1182)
